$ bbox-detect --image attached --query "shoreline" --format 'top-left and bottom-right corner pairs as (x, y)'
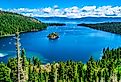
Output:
(0, 28), (47, 39)
(0, 23), (67, 39)
(77, 22), (121, 35)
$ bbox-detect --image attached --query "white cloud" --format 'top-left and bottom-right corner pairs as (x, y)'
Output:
(81, 6), (96, 11)
(1, 5), (121, 18)
(53, 5), (59, 9)
(42, 7), (52, 13)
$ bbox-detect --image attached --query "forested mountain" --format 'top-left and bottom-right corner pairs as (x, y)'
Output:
(78, 22), (121, 35)
(0, 11), (47, 37)
(0, 47), (121, 82)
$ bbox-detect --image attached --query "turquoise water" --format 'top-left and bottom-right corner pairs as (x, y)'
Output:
(0, 24), (121, 63)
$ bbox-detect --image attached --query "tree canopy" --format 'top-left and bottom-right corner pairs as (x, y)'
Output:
(0, 11), (47, 37)
(0, 47), (121, 82)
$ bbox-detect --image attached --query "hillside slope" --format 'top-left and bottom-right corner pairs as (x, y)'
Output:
(0, 11), (47, 37)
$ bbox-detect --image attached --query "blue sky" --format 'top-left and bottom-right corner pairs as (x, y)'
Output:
(0, 0), (121, 8)
(1, 0), (121, 18)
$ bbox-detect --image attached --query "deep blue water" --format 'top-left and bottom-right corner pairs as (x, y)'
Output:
(1, 17), (121, 63)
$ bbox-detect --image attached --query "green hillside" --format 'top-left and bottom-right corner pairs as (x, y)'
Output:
(0, 11), (47, 37)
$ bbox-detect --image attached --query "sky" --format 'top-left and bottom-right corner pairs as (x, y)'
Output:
(0, 0), (121, 9)
(0, 0), (121, 18)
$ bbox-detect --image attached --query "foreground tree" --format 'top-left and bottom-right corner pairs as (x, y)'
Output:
(0, 62), (11, 82)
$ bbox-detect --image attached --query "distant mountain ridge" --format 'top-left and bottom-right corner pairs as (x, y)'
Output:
(36, 17), (121, 24)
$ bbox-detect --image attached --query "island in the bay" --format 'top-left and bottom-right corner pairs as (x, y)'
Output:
(47, 32), (59, 40)
(0, 11), (121, 82)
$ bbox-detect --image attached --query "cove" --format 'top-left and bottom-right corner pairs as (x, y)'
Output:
(0, 23), (121, 63)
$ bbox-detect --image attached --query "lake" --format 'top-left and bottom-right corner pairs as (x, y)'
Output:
(0, 17), (121, 63)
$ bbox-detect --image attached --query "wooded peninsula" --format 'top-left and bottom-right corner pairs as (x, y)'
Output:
(0, 11), (47, 37)
(78, 22), (121, 35)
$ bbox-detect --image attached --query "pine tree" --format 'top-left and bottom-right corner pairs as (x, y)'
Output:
(49, 64), (57, 82)
(7, 58), (18, 82)
(0, 62), (12, 82)
(58, 62), (65, 81)
(117, 66), (121, 82)
(38, 67), (44, 82)
(77, 62), (83, 82)
(28, 58), (32, 82)
(86, 56), (95, 82)
(21, 49), (27, 71)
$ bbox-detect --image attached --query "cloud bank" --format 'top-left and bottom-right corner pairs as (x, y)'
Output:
(1, 5), (121, 18)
